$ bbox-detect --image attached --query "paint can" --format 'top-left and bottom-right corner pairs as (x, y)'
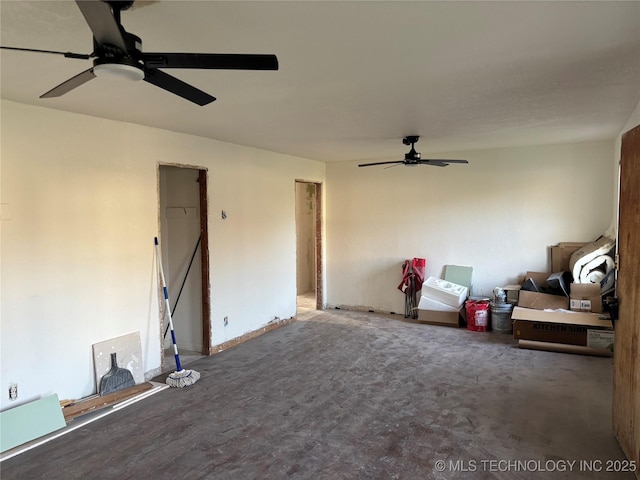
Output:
(490, 302), (514, 333)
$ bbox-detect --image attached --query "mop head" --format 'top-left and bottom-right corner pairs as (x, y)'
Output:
(166, 369), (201, 388)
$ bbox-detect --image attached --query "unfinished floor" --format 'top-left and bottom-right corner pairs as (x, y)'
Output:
(1, 309), (632, 479)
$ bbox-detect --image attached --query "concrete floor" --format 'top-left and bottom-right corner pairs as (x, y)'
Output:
(1, 309), (632, 479)
(159, 293), (317, 373)
(163, 348), (204, 372)
(297, 291), (317, 310)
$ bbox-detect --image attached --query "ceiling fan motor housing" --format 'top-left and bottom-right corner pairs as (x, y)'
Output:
(403, 135), (420, 146)
(93, 30), (144, 79)
(94, 30), (142, 62)
(105, 0), (134, 11)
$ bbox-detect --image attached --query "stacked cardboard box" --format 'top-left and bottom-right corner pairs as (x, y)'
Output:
(512, 271), (613, 356)
(417, 277), (468, 327)
(550, 242), (587, 272)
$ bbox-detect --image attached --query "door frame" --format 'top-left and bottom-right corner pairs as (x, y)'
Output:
(158, 164), (211, 360)
(613, 124), (640, 475)
(295, 179), (324, 310)
(197, 170), (211, 354)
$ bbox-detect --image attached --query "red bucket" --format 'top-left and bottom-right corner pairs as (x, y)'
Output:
(466, 299), (490, 332)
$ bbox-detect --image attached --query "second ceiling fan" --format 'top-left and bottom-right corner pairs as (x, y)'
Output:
(358, 136), (469, 168)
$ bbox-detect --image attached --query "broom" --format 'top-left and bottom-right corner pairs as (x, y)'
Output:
(154, 237), (200, 388)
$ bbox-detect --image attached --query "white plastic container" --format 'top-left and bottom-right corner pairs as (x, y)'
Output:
(421, 276), (468, 308)
(417, 295), (460, 312)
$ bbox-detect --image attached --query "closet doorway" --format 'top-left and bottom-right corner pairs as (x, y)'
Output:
(295, 180), (322, 311)
(159, 165), (211, 365)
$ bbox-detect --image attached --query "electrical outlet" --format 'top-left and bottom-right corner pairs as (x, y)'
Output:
(223, 316), (228, 326)
(9, 384), (18, 401)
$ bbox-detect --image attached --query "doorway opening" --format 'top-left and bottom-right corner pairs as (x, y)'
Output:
(295, 180), (323, 312)
(159, 165), (211, 370)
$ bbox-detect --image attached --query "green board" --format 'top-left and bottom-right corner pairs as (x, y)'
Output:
(1, 394), (66, 453)
(444, 265), (473, 292)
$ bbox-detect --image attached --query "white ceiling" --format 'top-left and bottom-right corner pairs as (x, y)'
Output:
(1, 1), (639, 163)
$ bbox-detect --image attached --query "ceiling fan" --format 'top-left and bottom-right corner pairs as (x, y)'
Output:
(358, 136), (469, 168)
(0, 0), (278, 106)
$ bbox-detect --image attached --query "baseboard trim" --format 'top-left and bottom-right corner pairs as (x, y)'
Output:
(325, 304), (403, 316)
(144, 367), (162, 381)
(209, 316), (295, 355)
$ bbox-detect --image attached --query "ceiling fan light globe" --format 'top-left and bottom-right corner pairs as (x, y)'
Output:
(93, 63), (144, 82)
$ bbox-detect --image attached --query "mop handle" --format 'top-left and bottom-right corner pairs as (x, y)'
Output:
(154, 237), (183, 372)
(163, 235), (201, 338)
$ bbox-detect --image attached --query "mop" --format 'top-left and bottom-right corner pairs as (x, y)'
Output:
(154, 237), (200, 388)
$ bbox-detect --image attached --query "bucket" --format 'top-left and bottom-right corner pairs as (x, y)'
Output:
(490, 302), (514, 333)
(466, 299), (490, 332)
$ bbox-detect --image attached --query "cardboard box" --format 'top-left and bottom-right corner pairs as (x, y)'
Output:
(517, 272), (569, 310)
(512, 306), (612, 346)
(569, 283), (602, 313)
(550, 242), (587, 272)
(416, 296), (461, 326)
(523, 271), (551, 290)
(501, 284), (521, 304)
(518, 290), (569, 310)
(417, 309), (460, 326)
(587, 329), (615, 350)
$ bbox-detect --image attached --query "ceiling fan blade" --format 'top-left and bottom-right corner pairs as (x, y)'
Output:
(420, 161), (449, 167)
(75, 0), (127, 51)
(143, 68), (216, 106)
(0, 46), (91, 59)
(423, 159), (469, 164)
(358, 160), (404, 167)
(40, 68), (96, 98)
(142, 53), (279, 70)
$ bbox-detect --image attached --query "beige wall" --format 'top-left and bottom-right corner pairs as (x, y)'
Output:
(326, 141), (615, 313)
(1, 95), (633, 410)
(0, 100), (325, 410)
(620, 101), (640, 137)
